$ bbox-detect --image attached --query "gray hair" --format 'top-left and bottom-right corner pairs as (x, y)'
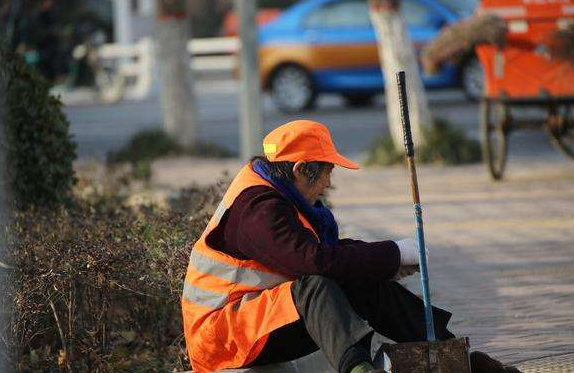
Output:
(252, 156), (329, 185)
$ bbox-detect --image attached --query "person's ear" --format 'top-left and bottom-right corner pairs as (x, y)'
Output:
(292, 161), (304, 175)
(292, 161), (306, 182)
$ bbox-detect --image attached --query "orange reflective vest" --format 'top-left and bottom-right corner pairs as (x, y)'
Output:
(182, 164), (318, 372)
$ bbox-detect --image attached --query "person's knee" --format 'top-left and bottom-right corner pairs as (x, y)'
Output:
(292, 275), (343, 319)
(300, 274), (336, 289)
(292, 275), (340, 300)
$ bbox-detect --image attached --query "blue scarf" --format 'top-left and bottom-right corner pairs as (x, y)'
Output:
(252, 160), (339, 246)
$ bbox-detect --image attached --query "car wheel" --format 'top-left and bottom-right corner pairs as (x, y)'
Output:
(270, 65), (316, 113)
(342, 93), (375, 107)
(461, 57), (484, 101)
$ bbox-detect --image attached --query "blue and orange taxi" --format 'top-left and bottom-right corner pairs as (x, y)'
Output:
(259, 0), (480, 112)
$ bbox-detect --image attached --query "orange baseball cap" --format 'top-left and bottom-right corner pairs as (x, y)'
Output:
(262, 120), (360, 169)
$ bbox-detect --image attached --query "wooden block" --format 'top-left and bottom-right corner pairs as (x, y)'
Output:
(379, 337), (471, 373)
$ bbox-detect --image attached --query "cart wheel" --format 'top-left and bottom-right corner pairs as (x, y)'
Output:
(480, 100), (510, 180)
(546, 105), (574, 160)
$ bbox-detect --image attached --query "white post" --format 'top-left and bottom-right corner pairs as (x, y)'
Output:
(139, 0), (156, 15)
(113, 0), (133, 44)
(236, 0), (263, 160)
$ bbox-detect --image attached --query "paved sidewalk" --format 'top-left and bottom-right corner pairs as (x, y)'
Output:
(331, 160), (574, 367)
(516, 353), (574, 372)
(148, 156), (574, 370)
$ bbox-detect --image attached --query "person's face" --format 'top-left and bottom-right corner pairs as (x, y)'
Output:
(292, 162), (334, 205)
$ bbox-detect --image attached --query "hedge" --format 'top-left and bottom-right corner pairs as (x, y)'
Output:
(2, 182), (224, 372)
(0, 41), (77, 209)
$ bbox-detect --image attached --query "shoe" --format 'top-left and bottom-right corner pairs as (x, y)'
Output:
(372, 348), (392, 372)
(470, 351), (523, 373)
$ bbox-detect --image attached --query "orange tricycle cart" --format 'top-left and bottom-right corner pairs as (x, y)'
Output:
(475, 0), (574, 179)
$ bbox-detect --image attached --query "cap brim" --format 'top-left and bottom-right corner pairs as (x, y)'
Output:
(326, 152), (360, 170)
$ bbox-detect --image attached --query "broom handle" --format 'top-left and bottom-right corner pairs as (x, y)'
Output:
(396, 71), (436, 342)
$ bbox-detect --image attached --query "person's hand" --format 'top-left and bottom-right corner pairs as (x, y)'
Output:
(395, 238), (429, 265)
(393, 265), (419, 280)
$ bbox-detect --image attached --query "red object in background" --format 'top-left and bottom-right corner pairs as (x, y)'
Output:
(476, 0), (574, 99)
(222, 8), (281, 36)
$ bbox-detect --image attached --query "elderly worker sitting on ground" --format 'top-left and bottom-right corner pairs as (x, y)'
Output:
(181, 120), (521, 373)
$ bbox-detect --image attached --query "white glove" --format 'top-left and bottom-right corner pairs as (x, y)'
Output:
(396, 238), (429, 266)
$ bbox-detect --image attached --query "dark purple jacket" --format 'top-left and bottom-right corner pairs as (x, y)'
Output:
(206, 185), (401, 283)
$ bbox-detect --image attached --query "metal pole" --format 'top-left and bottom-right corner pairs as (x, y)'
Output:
(235, 0), (263, 160)
(396, 71), (436, 342)
(113, 0), (133, 45)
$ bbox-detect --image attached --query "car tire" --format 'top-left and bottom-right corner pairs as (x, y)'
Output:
(270, 65), (316, 113)
(461, 57), (484, 101)
(342, 93), (375, 107)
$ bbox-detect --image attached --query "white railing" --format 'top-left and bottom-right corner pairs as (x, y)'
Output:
(188, 37), (240, 72)
(94, 36), (239, 102)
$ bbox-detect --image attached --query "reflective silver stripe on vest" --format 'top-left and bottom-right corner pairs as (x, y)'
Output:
(212, 200), (227, 226)
(183, 251), (289, 309)
(183, 282), (267, 310)
(182, 282), (228, 309)
(190, 250), (288, 289)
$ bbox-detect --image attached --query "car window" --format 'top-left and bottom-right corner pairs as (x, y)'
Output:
(305, 0), (434, 29)
(305, 0), (370, 28)
(401, 0), (431, 28)
(435, 0), (478, 18)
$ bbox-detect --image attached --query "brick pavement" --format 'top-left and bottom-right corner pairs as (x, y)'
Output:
(149, 156), (574, 371)
(516, 353), (574, 372)
(331, 160), (574, 367)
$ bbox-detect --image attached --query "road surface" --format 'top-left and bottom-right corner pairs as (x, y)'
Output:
(63, 79), (563, 165)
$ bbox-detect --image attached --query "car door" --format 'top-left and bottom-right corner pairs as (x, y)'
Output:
(302, 0), (380, 91)
(300, 0), (454, 91)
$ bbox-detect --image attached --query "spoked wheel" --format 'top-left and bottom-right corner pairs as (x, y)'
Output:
(546, 104), (574, 159)
(480, 100), (511, 180)
(461, 57), (484, 101)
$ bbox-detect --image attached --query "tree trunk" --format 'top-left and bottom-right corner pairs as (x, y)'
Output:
(369, 0), (431, 151)
(155, 0), (198, 147)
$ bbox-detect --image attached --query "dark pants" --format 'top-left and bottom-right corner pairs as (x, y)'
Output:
(250, 275), (455, 373)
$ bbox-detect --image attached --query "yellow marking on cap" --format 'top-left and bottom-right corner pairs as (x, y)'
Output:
(263, 143), (277, 154)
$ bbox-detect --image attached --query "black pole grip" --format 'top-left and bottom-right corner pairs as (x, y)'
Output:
(396, 71), (414, 157)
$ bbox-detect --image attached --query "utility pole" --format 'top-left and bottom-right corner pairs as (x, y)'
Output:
(155, 0), (199, 147)
(235, 0), (263, 160)
(369, 0), (431, 151)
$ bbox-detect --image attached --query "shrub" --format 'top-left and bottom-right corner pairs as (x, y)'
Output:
(107, 129), (235, 182)
(366, 119), (481, 166)
(108, 129), (235, 165)
(0, 42), (77, 208)
(365, 136), (404, 166)
(2, 182), (225, 372)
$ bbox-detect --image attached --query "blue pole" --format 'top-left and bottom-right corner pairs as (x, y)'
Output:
(396, 71), (436, 342)
(414, 203), (435, 341)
